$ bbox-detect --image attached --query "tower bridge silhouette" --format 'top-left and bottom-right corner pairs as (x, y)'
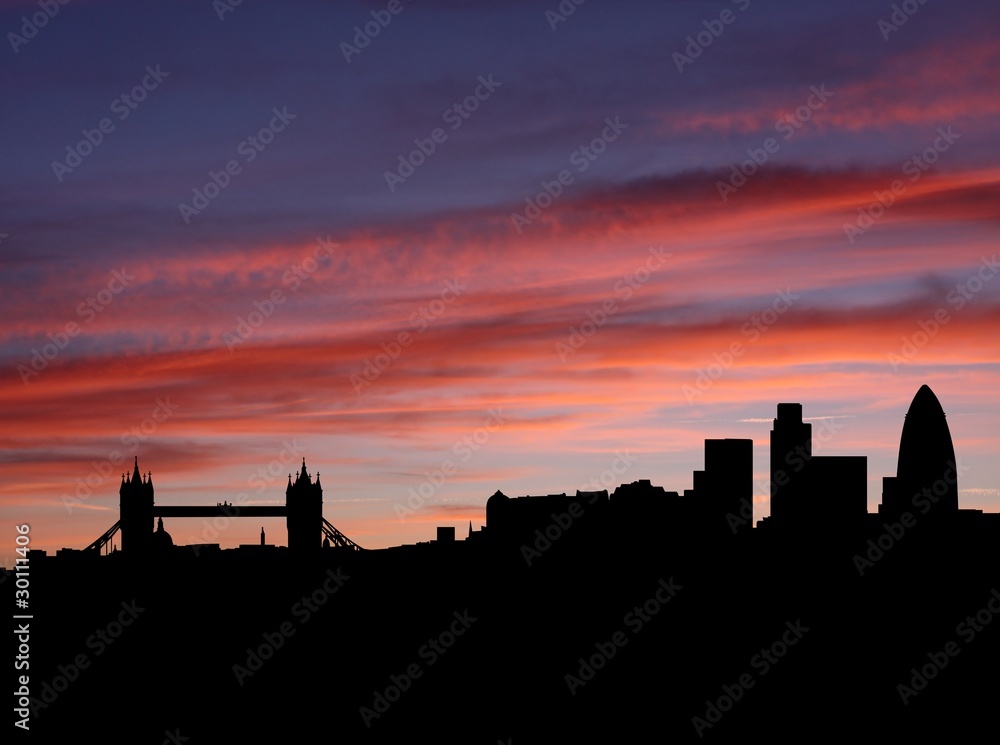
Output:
(84, 457), (363, 554)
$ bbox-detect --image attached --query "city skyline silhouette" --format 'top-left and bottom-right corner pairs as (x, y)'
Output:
(4, 0), (1000, 741)
(7, 384), (1000, 741)
(17, 383), (984, 559)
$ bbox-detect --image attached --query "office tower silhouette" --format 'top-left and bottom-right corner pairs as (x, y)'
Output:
(880, 384), (959, 516)
(701, 438), (753, 531)
(769, 403), (866, 530)
(770, 403), (811, 524)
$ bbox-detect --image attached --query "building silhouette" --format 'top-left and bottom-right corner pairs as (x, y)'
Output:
(766, 402), (867, 532)
(880, 383), (959, 516)
(769, 402), (812, 520)
(695, 437), (753, 532)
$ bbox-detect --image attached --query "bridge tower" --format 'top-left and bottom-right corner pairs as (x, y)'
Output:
(286, 458), (322, 552)
(120, 457), (154, 554)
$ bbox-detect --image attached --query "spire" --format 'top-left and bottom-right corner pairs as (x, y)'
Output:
(468, 520), (473, 538)
(132, 456), (140, 481)
(315, 471), (321, 488)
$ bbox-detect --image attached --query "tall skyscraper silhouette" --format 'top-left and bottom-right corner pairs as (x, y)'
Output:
(769, 403), (812, 524)
(880, 384), (959, 515)
(768, 402), (866, 530)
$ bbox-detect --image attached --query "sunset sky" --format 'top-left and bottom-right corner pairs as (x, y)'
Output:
(2, 0), (998, 557)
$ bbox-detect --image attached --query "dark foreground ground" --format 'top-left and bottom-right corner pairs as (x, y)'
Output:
(7, 517), (1000, 743)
